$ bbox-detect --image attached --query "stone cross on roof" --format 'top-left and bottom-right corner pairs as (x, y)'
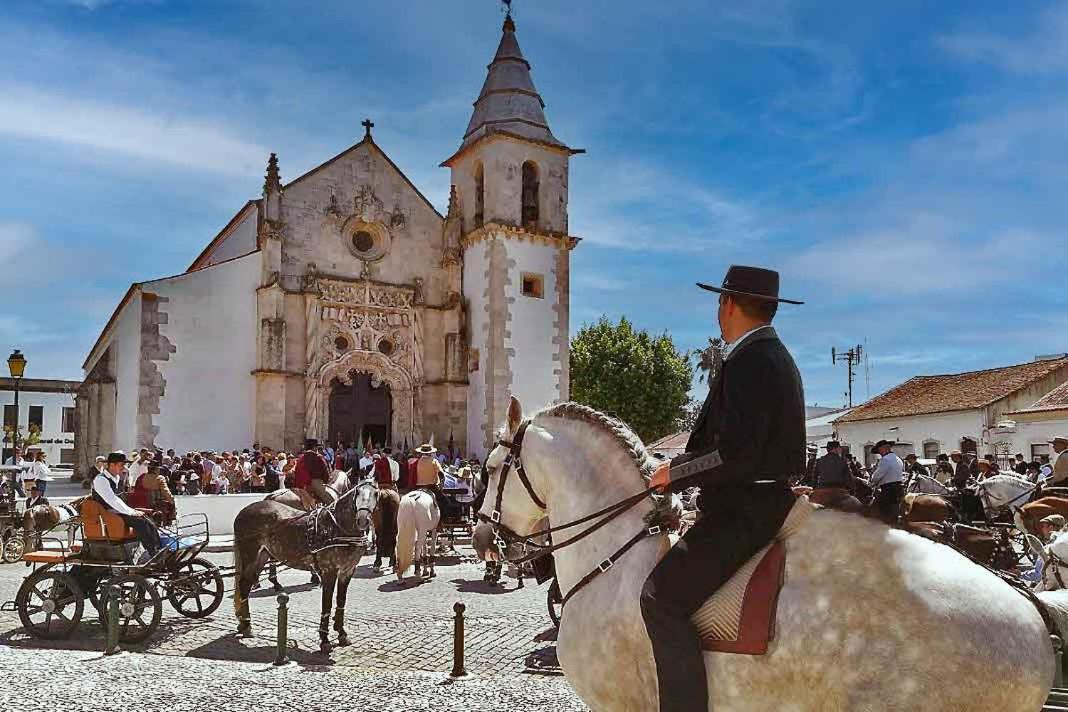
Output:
(362, 118), (374, 139)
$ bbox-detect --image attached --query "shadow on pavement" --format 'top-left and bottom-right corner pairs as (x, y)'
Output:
(0, 616), (204, 655)
(377, 577), (432, 592)
(523, 644), (564, 675)
(249, 582), (317, 599)
(449, 578), (515, 594)
(185, 631), (336, 670)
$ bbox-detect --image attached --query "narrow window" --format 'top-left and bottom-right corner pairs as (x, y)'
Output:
(62, 407), (76, 433)
(521, 160), (539, 228)
(3, 405), (15, 428)
(28, 405), (43, 429)
(473, 162), (485, 228)
(521, 272), (544, 299)
(922, 441), (939, 460)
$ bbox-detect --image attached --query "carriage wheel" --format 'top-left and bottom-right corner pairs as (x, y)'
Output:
(547, 578), (563, 628)
(3, 537), (25, 563)
(16, 568), (84, 639)
(96, 573), (162, 643)
(166, 557), (224, 619)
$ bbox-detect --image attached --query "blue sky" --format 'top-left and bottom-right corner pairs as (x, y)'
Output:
(2, 0), (1067, 408)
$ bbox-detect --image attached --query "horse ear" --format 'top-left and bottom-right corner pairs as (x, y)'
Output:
(507, 396), (523, 434)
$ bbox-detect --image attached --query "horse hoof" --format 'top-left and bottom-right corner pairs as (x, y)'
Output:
(237, 623), (252, 638)
(320, 641), (333, 654)
(272, 583), (283, 594)
(337, 634), (351, 647)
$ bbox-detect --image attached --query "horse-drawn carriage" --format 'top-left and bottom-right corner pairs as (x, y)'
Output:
(2, 499), (224, 643)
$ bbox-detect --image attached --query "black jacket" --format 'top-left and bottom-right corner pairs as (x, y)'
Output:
(25, 495), (49, 508)
(814, 452), (852, 490)
(678, 327), (805, 495)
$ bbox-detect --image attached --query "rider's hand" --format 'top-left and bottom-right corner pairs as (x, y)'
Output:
(649, 462), (671, 493)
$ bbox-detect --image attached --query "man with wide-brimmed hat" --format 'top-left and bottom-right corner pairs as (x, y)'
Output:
(413, 441), (442, 488)
(869, 439), (904, 521)
(1047, 437), (1068, 486)
(642, 265), (804, 712)
(814, 440), (852, 491)
(91, 451), (161, 555)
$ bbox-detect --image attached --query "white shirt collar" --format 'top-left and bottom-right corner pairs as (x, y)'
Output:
(723, 324), (773, 360)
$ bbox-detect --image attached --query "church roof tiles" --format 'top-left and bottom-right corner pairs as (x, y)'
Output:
(834, 357), (1068, 423)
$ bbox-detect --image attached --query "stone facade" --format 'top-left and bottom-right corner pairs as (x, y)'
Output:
(76, 14), (579, 467)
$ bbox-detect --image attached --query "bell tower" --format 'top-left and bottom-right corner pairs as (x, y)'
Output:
(443, 12), (583, 456)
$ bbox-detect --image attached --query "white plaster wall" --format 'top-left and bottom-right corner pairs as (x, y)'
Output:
(463, 240), (490, 456)
(113, 293), (143, 452)
(505, 238), (558, 412)
(1002, 418), (1068, 460)
(0, 389), (75, 463)
(202, 208), (257, 266)
(835, 410), (985, 464)
(150, 253), (259, 453)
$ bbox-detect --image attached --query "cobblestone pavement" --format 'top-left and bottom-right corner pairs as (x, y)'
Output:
(0, 646), (587, 712)
(0, 543), (587, 710)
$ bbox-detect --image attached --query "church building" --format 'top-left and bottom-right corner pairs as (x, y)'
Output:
(75, 14), (580, 474)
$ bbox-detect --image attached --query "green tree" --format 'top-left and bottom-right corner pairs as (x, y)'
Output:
(570, 316), (693, 443)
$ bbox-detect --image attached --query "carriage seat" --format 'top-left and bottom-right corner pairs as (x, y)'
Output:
(80, 500), (137, 541)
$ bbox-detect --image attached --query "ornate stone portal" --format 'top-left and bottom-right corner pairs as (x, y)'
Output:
(303, 277), (420, 444)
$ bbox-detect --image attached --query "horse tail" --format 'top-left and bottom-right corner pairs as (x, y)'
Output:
(396, 495), (417, 578)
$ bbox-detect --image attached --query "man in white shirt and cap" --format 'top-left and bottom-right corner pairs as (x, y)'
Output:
(868, 439), (904, 523)
(92, 451), (161, 556)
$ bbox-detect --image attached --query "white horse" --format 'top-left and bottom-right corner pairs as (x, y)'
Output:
(476, 397), (1055, 711)
(907, 473), (950, 495)
(395, 489), (440, 581)
(977, 474), (1037, 514)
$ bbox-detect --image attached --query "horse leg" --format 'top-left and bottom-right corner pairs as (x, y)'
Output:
(334, 572), (352, 647)
(428, 527), (437, 579)
(267, 562), (283, 594)
(235, 547), (269, 637)
(319, 571), (337, 654)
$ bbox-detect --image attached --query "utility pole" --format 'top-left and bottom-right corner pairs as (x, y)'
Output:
(832, 345), (863, 408)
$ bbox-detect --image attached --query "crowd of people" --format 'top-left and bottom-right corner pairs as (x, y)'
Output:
(79, 440), (480, 498)
(2, 446), (54, 496)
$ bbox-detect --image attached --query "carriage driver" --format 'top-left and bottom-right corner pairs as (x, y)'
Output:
(92, 451), (162, 556)
(293, 439), (336, 506)
(644, 266), (804, 712)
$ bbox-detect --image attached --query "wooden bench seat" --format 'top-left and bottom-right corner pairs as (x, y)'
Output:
(80, 500), (137, 541)
(23, 550), (74, 564)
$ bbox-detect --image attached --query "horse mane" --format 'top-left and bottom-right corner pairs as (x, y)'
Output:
(534, 402), (658, 481)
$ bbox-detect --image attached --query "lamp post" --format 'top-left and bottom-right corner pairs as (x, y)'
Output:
(7, 350), (26, 459)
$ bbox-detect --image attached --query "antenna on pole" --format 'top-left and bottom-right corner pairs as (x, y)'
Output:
(832, 344), (864, 408)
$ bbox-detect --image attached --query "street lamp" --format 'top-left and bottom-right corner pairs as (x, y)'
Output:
(7, 350), (26, 458)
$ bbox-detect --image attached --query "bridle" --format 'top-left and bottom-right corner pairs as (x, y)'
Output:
(477, 419), (666, 609)
(977, 477), (1036, 518)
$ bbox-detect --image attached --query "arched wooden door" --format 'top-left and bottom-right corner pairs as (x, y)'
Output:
(328, 372), (392, 448)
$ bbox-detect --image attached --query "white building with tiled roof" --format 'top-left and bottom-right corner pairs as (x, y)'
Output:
(833, 356), (1068, 467)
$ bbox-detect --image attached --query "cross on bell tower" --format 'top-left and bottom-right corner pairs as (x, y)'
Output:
(362, 118), (374, 140)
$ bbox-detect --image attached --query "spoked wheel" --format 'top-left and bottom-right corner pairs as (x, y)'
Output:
(16, 567), (84, 639)
(97, 573), (162, 643)
(166, 557), (224, 619)
(547, 578), (563, 628)
(3, 537), (25, 563)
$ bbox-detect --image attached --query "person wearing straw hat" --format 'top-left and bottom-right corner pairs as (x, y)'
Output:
(1049, 437), (1068, 486)
(413, 440), (442, 488)
(642, 265), (804, 712)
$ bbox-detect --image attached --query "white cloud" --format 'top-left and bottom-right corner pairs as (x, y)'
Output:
(939, 6), (1068, 75)
(0, 85), (268, 176)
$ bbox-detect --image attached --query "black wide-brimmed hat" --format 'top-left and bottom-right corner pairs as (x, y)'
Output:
(697, 265), (804, 305)
(825, 440), (841, 450)
(871, 440), (895, 452)
(304, 438), (319, 451)
(106, 451), (130, 464)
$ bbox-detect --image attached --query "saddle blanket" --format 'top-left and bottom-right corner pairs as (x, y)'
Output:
(687, 495), (815, 655)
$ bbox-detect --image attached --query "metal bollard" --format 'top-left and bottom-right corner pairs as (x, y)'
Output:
(105, 585), (121, 656)
(274, 592), (290, 666)
(451, 601), (468, 677)
(1054, 635), (1064, 688)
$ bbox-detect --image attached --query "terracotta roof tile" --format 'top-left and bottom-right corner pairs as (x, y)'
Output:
(836, 358), (1068, 423)
(1010, 380), (1068, 413)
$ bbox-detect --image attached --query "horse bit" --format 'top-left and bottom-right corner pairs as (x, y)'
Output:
(477, 420), (665, 609)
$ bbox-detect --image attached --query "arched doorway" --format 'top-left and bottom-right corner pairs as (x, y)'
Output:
(328, 371), (392, 448)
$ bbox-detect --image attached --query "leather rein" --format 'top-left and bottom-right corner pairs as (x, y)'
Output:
(476, 420), (665, 609)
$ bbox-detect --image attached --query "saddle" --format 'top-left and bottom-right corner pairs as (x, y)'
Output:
(686, 495), (815, 655)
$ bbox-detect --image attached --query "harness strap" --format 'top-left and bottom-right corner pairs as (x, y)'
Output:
(560, 525), (663, 608)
